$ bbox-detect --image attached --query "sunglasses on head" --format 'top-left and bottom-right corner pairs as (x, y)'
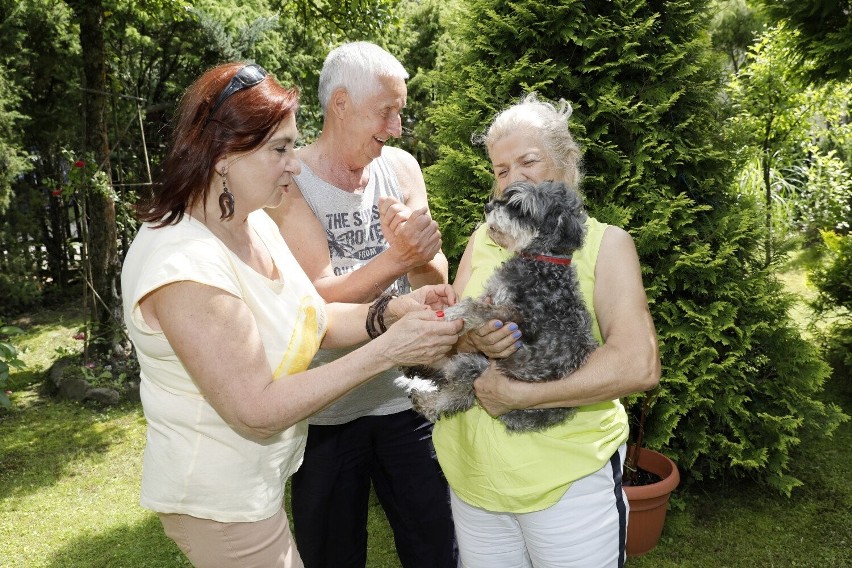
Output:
(205, 63), (268, 126)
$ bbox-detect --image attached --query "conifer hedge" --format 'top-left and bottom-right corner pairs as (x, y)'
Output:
(424, 0), (847, 494)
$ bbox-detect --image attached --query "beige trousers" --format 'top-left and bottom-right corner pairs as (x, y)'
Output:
(158, 508), (304, 568)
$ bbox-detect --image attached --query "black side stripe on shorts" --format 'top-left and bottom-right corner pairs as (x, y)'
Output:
(610, 449), (627, 568)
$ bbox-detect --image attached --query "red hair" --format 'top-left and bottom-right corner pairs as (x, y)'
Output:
(139, 62), (299, 225)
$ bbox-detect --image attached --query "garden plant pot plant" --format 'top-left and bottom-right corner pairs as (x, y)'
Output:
(623, 445), (680, 557)
(623, 390), (680, 557)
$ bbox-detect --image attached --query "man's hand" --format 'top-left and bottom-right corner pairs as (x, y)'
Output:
(380, 196), (442, 271)
(407, 284), (457, 311)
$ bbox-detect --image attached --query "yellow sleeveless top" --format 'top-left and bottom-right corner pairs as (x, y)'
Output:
(432, 218), (628, 513)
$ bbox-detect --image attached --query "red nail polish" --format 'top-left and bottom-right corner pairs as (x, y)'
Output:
(436, 310), (445, 318)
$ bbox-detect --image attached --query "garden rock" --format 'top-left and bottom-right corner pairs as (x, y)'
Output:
(48, 357), (75, 391)
(125, 380), (141, 403)
(47, 356), (139, 406)
(58, 377), (90, 402)
(85, 387), (121, 405)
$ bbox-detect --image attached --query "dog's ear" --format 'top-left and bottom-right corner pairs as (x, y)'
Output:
(542, 182), (587, 254)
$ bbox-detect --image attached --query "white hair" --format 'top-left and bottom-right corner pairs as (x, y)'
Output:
(474, 92), (584, 193)
(318, 41), (409, 112)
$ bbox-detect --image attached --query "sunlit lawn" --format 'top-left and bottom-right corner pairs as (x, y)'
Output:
(2, 255), (850, 567)
(0, 304), (397, 568)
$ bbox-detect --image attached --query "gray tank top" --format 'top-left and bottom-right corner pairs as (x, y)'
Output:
(295, 154), (412, 424)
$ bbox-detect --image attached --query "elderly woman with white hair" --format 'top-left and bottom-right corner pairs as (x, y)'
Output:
(432, 93), (662, 568)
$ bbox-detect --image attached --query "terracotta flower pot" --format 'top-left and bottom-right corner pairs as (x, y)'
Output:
(623, 446), (680, 557)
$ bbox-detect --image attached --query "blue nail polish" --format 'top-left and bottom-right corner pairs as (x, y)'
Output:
(493, 321), (503, 329)
(513, 331), (521, 339)
(515, 341), (523, 349)
(508, 323), (518, 331)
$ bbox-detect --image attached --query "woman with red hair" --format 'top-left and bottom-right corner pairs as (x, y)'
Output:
(121, 62), (462, 568)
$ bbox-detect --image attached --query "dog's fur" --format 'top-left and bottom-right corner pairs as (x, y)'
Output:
(405, 180), (598, 432)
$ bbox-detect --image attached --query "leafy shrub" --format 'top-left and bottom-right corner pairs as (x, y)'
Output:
(810, 231), (852, 373)
(424, 0), (846, 494)
(0, 323), (26, 408)
(788, 149), (852, 241)
(0, 224), (45, 315)
(0, 265), (43, 315)
(811, 231), (852, 313)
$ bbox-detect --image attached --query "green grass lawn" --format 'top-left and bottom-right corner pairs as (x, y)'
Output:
(0, 304), (399, 568)
(2, 270), (850, 567)
(628, 372), (851, 567)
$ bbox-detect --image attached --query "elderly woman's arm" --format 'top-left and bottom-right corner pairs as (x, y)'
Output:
(471, 227), (661, 416)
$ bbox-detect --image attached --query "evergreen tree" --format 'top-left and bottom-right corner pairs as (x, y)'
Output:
(709, 0), (767, 74)
(0, 67), (31, 214)
(393, 0), (446, 166)
(0, 0), (81, 310)
(425, 0), (846, 494)
(758, 0), (852, 83)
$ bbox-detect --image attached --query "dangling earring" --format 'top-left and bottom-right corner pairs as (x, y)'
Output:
(218, 171), (235, 220)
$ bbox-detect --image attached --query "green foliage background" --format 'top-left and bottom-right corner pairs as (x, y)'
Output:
(424, 0), (847, 494)
(759, 0), (852, 83)
(0, 0), (849, 494)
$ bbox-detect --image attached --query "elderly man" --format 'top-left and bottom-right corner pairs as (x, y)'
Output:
(266, 42), (456, 568)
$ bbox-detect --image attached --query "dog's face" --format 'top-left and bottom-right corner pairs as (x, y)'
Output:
(484, 180), (587, 255)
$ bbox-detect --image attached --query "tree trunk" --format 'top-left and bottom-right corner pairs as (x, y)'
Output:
(762, 148), (772, 267)
(42, 161), (70, 287)
(70, 0), (120, 358)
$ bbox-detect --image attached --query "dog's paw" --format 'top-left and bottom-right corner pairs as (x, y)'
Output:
(500, 407), (577, 433)
(444, 301), (516, 332)
(410, 390), (442, 423)
(444, 353), (489, 385)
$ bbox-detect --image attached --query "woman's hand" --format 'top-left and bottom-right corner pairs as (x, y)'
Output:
(407, 283), (457, 310)
(380, 309), (463, 367)
(472, 361), (528, 417)
(385, 284), (457, 325)
(464, 319), (522, 359)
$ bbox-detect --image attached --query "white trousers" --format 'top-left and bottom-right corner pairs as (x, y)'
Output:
(451, 444), (628, 568)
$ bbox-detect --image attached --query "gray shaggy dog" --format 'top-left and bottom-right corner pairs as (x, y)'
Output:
(405, 180), (599, 432)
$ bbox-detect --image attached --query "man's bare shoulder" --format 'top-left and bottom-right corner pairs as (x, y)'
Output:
(382, 145), (419, 169)
(382, 146), (425, 204)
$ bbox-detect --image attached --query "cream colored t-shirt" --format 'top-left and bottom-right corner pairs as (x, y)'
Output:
(432, 218), (629, 513)
(121, 211), (327, 522)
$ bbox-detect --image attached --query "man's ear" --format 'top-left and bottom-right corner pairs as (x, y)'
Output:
(330, 87), (349, 120)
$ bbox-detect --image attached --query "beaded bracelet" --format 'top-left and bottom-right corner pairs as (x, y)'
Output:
(366, 291), (397, 339)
